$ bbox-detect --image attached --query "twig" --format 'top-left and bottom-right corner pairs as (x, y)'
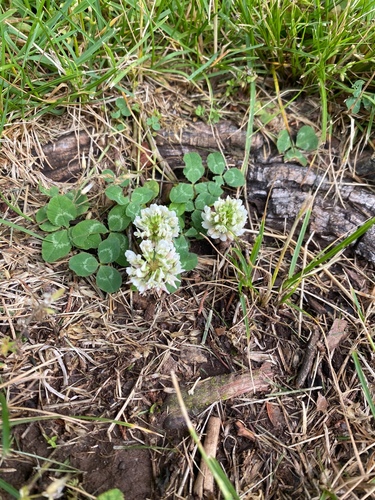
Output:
(194, 416), (221, 497)
(295, 329), (320, 388)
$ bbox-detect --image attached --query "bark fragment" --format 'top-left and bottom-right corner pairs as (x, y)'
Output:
(246, 162), (375, 264)
(34, 130), (95, 182)
(163, 362), (274, 432)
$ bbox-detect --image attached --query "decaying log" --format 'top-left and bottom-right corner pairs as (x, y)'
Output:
(246, 162), (375, 264)
(155, 120), (264, 164)
(162, 363), (274, 432)
(33, 130), (94, 182)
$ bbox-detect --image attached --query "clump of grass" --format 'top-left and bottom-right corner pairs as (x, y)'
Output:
(1, 0), (374, 139)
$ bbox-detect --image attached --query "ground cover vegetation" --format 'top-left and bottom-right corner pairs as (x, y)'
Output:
(0, 0), (375, 498)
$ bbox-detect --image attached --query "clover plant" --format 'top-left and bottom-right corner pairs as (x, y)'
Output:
(277, 125), (319, 166)
(34, 151), (246, 295)
(110, 97), (132, 131)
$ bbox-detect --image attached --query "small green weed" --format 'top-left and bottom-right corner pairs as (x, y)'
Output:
(110, 97), (132, 131)
(277, 125), (319, 166)
(111, 98), (132, 120)
(195, 104), (205, 118)
(42, 433), (58, 449)
(146, 113), (161, 132)
(346, 79), (375, 115)
(0, 336), (17, 357)
(97, 489), (124, 500)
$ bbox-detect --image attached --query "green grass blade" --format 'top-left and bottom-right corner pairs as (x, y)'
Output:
(283, 217), (375, 291)
(0, 392), (11, 457)
(0, 193), (34, 222)
(288, 208), (312, 278)
(230, 247), (251, 287)
(207, 457), (240, 500)
(352, 351), (375, 421)
(239, 292), (250, 339)
(0, 218), (43, 240)
(250, 213), (266, 267)
(0, 478), (20, 499)
(188, 52), (219, 81)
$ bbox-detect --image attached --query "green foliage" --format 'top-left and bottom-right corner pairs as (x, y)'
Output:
(146, 114), (161, 131)
(69, 252), (99, 277)
(46, 195), (77, 228)
(0, 0), (374, 144)
(103, 169), (130, 204)
(36, 176), (131, 293)
(106, 232), (129, 266)
(346, 80), (374, 114)
(131, 186), (156, 205)
(280, 216), (375, 303)
(277, 125), (319, 166)
(105, 185), (129, 205)
(168, 152), (245, 236)
(98, 238), (121, 264)
(183, 152), (205, 183)
(108, 205), (132, 232)
(42, 230), (72, 263)
(70, 220), (107, 250)
(6, 150), (246, 295)
(195, 104), (205, 117)
(0, 392), (11, 458)
(111, 97), (131, 119)
(96, 266), (122, 293)
(170, 183), (195, 203)
(0, 478), (19, 499)
(352, 351), (375, 422)
(174, 235), (198, 271)
(97, 489), (124, 500)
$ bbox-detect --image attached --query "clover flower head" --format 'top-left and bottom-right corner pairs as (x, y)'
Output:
(201, 196), (248, 241)
(125, 239), (183, 295)
(133, 204), (180, 242)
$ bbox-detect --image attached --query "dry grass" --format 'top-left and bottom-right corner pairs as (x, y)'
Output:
(0, 82), (375, 500)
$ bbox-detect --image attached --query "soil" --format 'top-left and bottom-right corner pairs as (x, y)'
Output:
(3, 425), (152, 499)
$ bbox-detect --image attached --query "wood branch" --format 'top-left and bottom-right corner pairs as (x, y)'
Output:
(162, 362), (274, 432)
(193, 416), (221, 497)
(155, 120), (264, 160)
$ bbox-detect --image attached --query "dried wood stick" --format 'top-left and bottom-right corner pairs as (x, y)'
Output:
(295, 329), (321, 388)
(163, 363), (274, 431)
(194, 416), (222, 497)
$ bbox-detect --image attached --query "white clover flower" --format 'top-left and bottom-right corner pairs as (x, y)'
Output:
(133, 204), (180, 242)
(125, 239), (183, 295)
(201, 196), (248, 241)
